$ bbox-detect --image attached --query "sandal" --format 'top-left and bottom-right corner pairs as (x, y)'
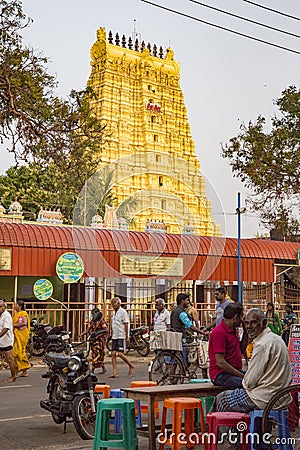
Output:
(3, 377), (16, 383)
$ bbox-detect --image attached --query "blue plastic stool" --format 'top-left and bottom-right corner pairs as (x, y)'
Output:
(93, 398), (138, 450)
(249, 409), (292, 450)
(110, 388), (145, 429)
(110, 389), (124, 433)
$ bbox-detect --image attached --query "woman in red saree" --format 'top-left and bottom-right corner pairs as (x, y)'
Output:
(81, 308), (108, 374)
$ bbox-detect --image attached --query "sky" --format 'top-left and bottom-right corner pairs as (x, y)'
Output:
(2, 0), (300, 237)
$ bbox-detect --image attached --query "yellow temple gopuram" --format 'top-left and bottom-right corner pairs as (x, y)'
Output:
(87, 28), (221, 236)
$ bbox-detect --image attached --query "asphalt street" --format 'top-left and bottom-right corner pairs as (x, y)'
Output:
(0, 353), (152, 450)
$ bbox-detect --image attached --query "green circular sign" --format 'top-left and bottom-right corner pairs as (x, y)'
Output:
(56, 252), (84, 283)
(33, 279), (53, 301)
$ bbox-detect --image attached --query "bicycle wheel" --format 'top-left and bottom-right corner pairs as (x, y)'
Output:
(261, 384), (300, 450)
(148, 351), (185, 385)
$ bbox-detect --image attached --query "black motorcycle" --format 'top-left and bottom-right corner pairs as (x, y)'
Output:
(27, 317), (70, 357)
(40, 330), (105, 440)
(106, 325), (150, 356)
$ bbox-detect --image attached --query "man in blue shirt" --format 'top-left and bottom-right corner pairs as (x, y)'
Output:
(203, 287), (232, 332)
(170, 293), (206, 364)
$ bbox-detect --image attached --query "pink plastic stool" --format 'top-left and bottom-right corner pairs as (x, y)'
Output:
(206, 412), (251, 450)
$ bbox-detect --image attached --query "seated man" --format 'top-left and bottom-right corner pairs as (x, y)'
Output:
(209, 302), (248, 389)
(214, 308), (292, 413)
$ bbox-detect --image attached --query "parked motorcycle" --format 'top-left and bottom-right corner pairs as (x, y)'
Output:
(106, 325), (150, 356)
(40, 330), (105, 440)
(27, 317), (71, 357)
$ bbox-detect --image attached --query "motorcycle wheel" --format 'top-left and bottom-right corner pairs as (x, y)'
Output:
(26, 342), (33, 360)
(31, 339), (45, 357)
(106, 336), (130, 355)
(51, 413), (65, 424)
(106, 336), (112, 351)
(135, 336), (150, 356)
(72, 394), (98, 440)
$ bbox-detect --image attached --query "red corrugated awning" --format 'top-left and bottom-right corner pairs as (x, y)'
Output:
(0, 223), (298, 282)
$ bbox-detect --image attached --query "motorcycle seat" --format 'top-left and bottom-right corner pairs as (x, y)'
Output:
(45, 334), (61, 343)
(131, 326), (147, 335)
(49, 325), (64, 335)
(45, 353), (69, 368)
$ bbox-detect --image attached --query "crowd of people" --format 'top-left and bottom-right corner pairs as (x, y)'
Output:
(0, 291), (296, 398)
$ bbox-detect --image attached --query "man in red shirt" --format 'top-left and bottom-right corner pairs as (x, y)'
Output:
(209, 302), (248, 389)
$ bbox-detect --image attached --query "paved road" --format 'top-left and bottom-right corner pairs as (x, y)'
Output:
(0, 354), (152, 450)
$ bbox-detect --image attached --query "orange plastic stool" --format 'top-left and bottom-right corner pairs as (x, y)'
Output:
(130, 381), (159, 421)
(159, 397), (206, 450)
(94, 384), (111, 398)
(206, 412), (251, 450)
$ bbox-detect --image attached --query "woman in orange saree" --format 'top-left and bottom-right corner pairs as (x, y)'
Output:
(13, 299), (31, 377)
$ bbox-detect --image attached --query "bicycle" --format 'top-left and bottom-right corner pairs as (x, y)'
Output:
(148, 332), (209, 385)
(261, 384), (300, 450)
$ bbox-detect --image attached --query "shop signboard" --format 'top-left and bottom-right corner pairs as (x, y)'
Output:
(56, 252), (84, 283)
(33, 278), (53, 301)
(288, 324), (300, 384)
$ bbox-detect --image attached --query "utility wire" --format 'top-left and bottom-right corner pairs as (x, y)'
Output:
(187, 0), (300, 39)
(242, 0), (300, 22)
(141, 0), (300, 56)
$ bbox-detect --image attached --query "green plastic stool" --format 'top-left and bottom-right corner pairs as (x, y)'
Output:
(201, 396), (214, 418)
(93, 398), (138, 450)
(189, 379), (213, 417)
(193, 396), (214, 422)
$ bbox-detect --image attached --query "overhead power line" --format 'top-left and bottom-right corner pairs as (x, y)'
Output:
(140, 0), (300, 56)
(187, 0), (300, 39)
(242, 0), (300, 22)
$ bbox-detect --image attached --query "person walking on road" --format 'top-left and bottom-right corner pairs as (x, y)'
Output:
(108, 297), (135, 378)
(80, 307), (108, 374)
(0, 299), (17, 383)
(12, 299), (31, 377)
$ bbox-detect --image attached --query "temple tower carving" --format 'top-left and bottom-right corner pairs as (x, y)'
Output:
(87, 27), (221, 236)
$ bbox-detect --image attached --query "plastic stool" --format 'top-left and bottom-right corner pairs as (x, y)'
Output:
(200, 396), (214, 419)
(110, 389), (124, 433)
(130, 380), (159, 426)
(94, 384), (110, 398)
(206, 412), (251, 450)
(159, 397), (206, 450)
(110, 389), (124, 398)
(249, 409), (292, 450)
(93, 398), (138, 450)
(189, 380), (213, 419)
